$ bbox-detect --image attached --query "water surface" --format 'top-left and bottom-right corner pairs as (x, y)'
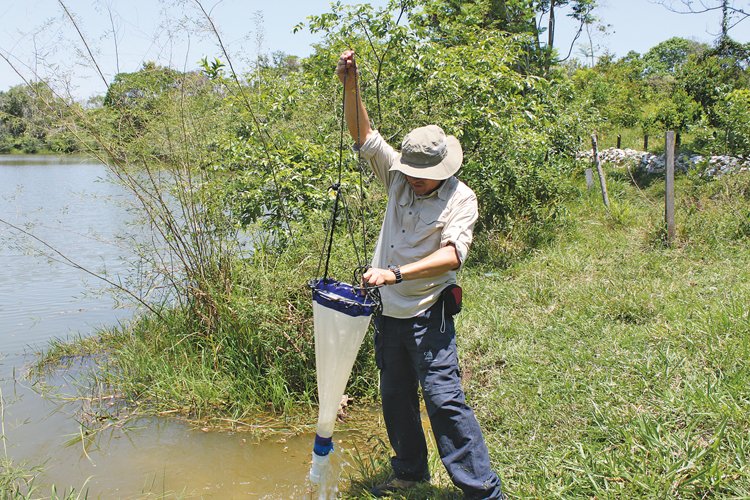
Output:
(0, 155), (371, 497)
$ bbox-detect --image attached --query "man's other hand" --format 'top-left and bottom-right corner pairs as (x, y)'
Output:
(362, 267), (397, 287)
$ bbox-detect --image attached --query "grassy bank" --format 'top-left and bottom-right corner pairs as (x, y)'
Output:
(34, 167), (750, 497)
(449, 170), (750, 498)
(36, 226), (381, 431)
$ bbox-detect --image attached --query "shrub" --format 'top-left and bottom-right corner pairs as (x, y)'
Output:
(714, 89), (750, 157)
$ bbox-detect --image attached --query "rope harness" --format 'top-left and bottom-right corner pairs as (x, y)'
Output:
(310, 58), (382, 314)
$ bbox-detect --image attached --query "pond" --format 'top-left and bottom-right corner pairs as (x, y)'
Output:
(0, 155), (375, 497)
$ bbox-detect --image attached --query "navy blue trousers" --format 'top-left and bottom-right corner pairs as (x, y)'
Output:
(373, 300), (504, 499)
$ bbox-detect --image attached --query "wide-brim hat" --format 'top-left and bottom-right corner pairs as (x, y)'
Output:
(390, 125), (463, 180)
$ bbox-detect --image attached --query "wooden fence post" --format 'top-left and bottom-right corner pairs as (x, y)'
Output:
(617, 134), (621, 149)
(585, 168), (594, 190)
(591, 134), (610, 208)
(665, 130), (676, 244)
(644, 134), (649, 151)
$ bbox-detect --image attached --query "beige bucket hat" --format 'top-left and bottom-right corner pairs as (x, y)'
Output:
(390, 125), (463, 180)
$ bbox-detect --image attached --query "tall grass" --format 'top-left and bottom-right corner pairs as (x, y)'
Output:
(318, 170), (750, 498)
(454, 171), (750, 497)
(38, 219), (380, 428)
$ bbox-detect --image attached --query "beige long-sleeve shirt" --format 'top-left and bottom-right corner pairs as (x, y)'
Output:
(359, 130), (478, 318)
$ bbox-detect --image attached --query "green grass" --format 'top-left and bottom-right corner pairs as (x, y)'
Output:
(342, 171), (750, 497)
(33, 222), (381, 432)
(451, 171), (750, 498)
(594, 127), (705, 155)
(34, 168), (750, 498)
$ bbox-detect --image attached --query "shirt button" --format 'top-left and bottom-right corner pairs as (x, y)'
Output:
(408, 211), (412, 215)
(390, 244), (394, 248)
(402, 229), (405, 233)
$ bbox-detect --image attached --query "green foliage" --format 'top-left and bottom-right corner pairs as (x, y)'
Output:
(568, 34), (748, 155)
(104, 61), (187, 109)
(679, 39), (750, 125)
(19, 6), (750, 494)
(713, 88), (750, 157)
(0, 83), (80, 154)
(571, 57), (645, 130)
(641, 86), (701, 134)
(0, 458), (89, 498)
(199, 57), (225, 80)
(642, 36), (709, 75)
(304, 3), (586, 248)
(52, 222), (379, 420)
(456, 171), (750, 497)
(0, 458), (38, 498)
(53, 0), (593, 422)
(408, 0), (599, 75)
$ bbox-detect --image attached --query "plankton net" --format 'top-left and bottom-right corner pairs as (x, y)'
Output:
(307, 278), (378, 484)
(307, 59), (380, 486)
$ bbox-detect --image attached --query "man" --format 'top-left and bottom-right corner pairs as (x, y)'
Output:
(336, 50), (505, 499)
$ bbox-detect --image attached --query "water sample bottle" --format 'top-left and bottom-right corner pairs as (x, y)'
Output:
(309, 451), (331, 485)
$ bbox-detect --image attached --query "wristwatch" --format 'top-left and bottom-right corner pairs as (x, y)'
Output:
(388, 265), (403, 284)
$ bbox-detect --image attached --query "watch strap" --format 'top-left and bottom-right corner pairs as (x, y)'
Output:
(388, 265), (403, 284)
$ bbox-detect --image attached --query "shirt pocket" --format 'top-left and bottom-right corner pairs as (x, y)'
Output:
(416, 204), (445, 234)
(407, 205), (445, 255)
(417, 201), (447, 227)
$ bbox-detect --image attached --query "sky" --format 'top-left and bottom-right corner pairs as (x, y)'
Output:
(1, 0), (748, 101)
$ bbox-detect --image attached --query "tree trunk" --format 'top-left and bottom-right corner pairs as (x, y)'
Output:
(546, 0), (556, 75)
(548, 0), (556, 51)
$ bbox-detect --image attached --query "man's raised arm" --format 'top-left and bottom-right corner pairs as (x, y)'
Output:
(335, 50), (372, 147)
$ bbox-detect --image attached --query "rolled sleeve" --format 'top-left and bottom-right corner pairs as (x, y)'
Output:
(440, 191), (478, 266)
(356, 130), (399, 188)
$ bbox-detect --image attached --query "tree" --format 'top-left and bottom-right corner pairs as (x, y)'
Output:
(642, 37), (709, 75)
(678, 39), (750, 124)
(654, 1), (749, 41)
(538, 0), (598, 72)
(408, 0), (598, 75)
(714, 88), (750, 156)
(301, 0), (589, 236)
(104, 62), (187, 110)
(0, 83), (76, 153)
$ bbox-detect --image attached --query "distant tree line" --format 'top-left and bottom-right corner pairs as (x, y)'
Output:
(572, 35), (750, 156)
(0, 83), (80, 154)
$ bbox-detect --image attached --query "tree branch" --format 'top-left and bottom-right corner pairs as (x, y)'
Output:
(192, 0), (295, 242)
(57, 0), (109, 90)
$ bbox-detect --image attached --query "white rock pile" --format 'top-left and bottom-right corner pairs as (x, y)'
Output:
(578, 148), (750, 177)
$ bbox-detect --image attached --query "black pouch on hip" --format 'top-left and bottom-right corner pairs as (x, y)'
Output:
(441, 284), (463, 316)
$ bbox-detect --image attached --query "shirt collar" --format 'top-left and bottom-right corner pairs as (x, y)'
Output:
(436, 176), (457, 201)
(398, 175), (456, 207)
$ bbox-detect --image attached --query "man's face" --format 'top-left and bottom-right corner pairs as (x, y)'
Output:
(404, 175), (442, 196)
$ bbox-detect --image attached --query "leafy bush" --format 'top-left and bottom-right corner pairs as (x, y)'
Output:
(713, 89), (750, 157)
(92, 220), (379, 419)
(300, 4), (586, 248)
